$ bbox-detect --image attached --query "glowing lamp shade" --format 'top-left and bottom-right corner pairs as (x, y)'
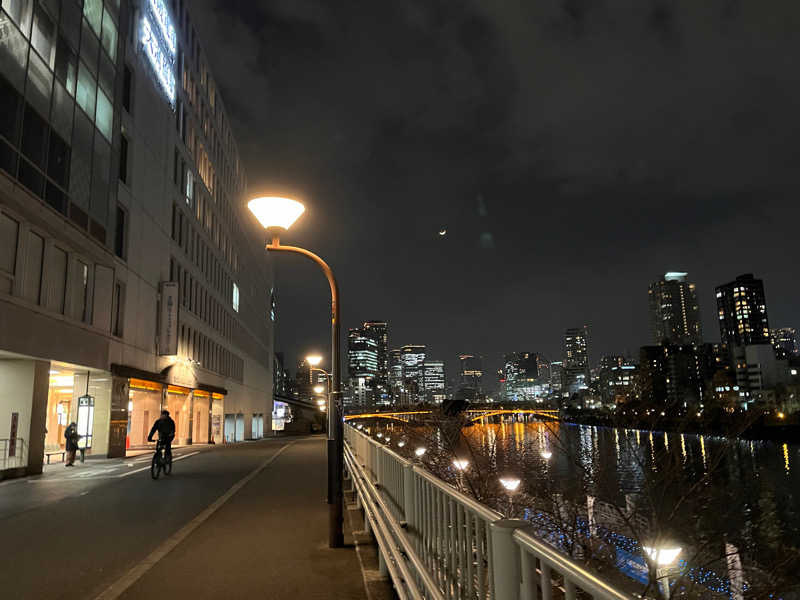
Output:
(313, 385), (325, 394)
(306, 355), (323, 367)
(248, 196), (305, 230)
(541, 450), (553, 460)
(499, 477), (521, 493)
(643, 546), (682, 566)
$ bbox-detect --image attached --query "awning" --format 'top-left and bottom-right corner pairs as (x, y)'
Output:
(110, 363), (227, 396)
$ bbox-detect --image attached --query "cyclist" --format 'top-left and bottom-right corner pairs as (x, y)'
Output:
(147, 409), (176, 463)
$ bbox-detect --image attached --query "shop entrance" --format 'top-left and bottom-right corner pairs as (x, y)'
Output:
(127, 379), (163, 448)
(44, 361), (111, 459)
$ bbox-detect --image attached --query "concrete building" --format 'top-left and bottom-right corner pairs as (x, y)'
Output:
(648, 272), (703, 345)
(0, 0), (273, 477)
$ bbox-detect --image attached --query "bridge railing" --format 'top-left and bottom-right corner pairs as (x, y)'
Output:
(344, 423), (634, 600)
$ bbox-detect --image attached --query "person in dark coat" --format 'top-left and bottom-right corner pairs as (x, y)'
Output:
(147, 410), (176, 461)
(64, 422), (79, 466)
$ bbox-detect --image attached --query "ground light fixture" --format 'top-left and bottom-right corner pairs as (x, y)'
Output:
(249, 194), (343, 548)
(415, 447), (426, 457)
(642, 545), (682, 565)
(499, 477), (521, 493)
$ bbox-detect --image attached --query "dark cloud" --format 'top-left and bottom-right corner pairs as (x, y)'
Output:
(192, 0), (800, 384)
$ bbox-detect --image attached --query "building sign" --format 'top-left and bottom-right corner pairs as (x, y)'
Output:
(158, 281), (179, 355)
(140, 0), (176, 105)
(8, 412), (18, 457)
(77, 396), (95, 449)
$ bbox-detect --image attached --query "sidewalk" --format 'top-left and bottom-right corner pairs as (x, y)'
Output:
(39, 443), (214, 475)
(116, 437), (380, 600)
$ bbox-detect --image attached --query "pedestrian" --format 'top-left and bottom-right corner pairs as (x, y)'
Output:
(65, 422), (79, 466)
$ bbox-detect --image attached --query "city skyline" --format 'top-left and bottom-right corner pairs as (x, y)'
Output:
(188, 2), (800, 390)
(306, 269), (796, 394)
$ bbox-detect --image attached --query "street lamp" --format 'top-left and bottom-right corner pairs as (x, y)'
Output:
(248, 195), (344, 548)
(415, 447), (426, 457)
(499, 477), (521, 516)
(643, 544), (682, 597)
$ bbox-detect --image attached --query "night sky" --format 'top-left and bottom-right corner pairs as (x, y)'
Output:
(192, 1), (800, 388)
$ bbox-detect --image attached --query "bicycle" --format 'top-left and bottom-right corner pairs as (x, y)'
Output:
(150, 437), (173, 479)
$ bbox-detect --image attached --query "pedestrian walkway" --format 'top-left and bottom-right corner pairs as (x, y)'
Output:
(111, 437), (374, 600)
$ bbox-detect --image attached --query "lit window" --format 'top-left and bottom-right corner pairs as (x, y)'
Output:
(96, 89), (113, 140)
(76, 60), (96, 117)
(185, 170), (194, 206)
(232, 282), (239, 312)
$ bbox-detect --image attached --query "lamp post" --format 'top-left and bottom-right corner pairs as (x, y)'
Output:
(248, 196), (344, 548)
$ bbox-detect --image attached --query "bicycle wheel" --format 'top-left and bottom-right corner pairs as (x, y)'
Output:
(164, 453), (172, 475)
(150, 452), (161, 479)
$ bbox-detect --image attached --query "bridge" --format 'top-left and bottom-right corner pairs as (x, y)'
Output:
(344, 407), (559, 423)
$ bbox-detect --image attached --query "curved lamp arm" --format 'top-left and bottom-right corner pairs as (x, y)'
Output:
(266, 233), (344, 548)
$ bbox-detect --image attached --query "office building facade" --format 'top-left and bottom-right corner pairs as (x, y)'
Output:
(0, 0), (273, 476)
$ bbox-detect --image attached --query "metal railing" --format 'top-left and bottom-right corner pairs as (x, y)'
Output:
(344, 424), (634, 600)
(0, 437), (27, 470)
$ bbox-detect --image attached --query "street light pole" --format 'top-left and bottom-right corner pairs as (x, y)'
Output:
(267, 231), (344, 548)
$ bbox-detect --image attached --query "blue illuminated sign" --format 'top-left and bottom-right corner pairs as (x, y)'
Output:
(140, 0), (176, 105)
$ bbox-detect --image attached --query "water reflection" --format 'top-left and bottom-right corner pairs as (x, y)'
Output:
(464, 418), (800, 553)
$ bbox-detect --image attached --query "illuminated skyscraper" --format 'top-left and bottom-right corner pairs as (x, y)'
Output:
(363, 321), (388, 386)
(423, 360), (446, 402)
(563, 327), (589, 396)
(348, 328), (379, 380)
(401, 344), (426, 403)
(648, 272), (703, 345)
(388, 348), (405, 403)
(715, 274), (770, 347)
(459, 354), (483, 392)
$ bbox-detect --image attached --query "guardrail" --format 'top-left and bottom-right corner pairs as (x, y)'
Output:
(344, 424), (634, 600)
(0, 437), (27, 470)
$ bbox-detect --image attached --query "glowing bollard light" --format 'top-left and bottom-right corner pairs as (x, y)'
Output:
(499, 477), (521, 516)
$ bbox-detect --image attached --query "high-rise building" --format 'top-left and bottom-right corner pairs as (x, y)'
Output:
(0, 0), (275, 472)
(423, 360), (446, 403)
(638, 344), (709, 409)
(459, 354), (483, 392)
(388, 348), (405, 403)
(772, 327), (798, 358)
(401, 344), (426, 403)
(563, 327), (590, 396)
(348, 328), (378, 380)
(499, 352), (545, 401)
(648, 272), (703, 345)
(715, 274), (770, 347)
(363, 321), (388, 385)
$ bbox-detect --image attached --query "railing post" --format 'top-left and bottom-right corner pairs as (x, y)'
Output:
(403, 462), (416, 529)
(490, 519), (528, 600)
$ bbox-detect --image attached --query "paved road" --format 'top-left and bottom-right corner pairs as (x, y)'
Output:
(0, 437), (367, 600)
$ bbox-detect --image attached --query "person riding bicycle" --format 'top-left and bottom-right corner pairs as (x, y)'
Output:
(147, 409), (176, 462)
